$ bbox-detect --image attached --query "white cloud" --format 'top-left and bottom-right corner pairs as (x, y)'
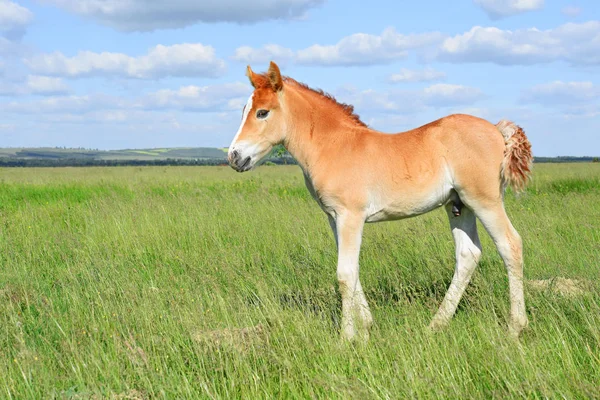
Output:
(235, 21), (600, 67)
(0, 1), (33, 56)
(139, 82), (250, 111)
(26, 75), (69, 95)
(232, 28), (444, 66)
(38, 0), (324, 31)
(474, 0), (544, 19)
(25, 43), (227, 79)
(232, 44), (294, 65)
(561, 6), (582, 17)
(521, 81), (600, 105)
(436, 21), (600, 65)
(336, 83), (485, 115)
(0, 0), (33, 34)
(3, 94), (123, 113)
(0, 75), (69, 96)
(31, 110), (178, 125)
(3, 82), (250, 113)
(295, 28), (444, 66)
(388, 68), (446, 83)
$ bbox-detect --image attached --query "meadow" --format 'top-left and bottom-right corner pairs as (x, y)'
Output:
(1, 163), (599, 399)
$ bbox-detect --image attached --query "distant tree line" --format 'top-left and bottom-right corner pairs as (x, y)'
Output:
(533, 156), (599, 163)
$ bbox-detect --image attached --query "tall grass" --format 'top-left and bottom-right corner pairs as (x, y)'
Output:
(0, 164), (599, 398)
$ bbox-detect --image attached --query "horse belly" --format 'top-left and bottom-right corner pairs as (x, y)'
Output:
(365, 185), (455, 223)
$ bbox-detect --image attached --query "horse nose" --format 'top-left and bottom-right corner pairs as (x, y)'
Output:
(229, 150), (240, 166)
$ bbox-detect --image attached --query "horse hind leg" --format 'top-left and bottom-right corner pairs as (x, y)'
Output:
(430, 203), (482, 330)
(474, 203), (528, 338)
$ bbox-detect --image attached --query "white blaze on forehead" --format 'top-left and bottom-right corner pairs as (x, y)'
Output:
(229, 93), (254, 149)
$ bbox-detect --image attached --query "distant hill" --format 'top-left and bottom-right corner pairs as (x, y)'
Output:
(0, 147), (298, 167)
(0, 147), (228, 161)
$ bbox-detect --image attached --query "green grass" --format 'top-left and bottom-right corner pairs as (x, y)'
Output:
(1, 163), (599, 399)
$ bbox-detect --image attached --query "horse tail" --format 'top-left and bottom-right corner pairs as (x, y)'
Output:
(496, 120), (533, 193)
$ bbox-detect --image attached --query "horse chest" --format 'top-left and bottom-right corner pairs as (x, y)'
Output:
(302, 173), (335, 216)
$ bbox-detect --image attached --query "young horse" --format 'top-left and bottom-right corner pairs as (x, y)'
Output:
(228, 61), (533, 341)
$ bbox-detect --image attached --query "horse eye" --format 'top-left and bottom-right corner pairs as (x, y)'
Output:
(256, 109), (269, 119)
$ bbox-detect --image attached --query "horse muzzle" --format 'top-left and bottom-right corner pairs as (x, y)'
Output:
(228, 150), (253, 172)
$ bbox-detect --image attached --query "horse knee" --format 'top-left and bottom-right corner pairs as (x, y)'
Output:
(458, 243), (482, 266)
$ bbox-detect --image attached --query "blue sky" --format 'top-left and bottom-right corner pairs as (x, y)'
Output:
(1, 0), (599, 156)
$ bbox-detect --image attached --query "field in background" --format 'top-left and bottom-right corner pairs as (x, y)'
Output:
(1, 164), (599, 398)
(0, 147), (227, 161)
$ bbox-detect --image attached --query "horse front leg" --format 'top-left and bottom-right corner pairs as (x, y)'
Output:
(329, 215), (373, 338)
(332, 211), (369, 341)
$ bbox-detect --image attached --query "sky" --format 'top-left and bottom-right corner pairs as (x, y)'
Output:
(1, 0), (599, 156)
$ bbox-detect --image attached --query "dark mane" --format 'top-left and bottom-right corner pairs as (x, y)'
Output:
(253, 73), (367, 128)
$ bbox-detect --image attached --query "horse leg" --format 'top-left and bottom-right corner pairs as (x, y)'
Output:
(430, 204), (482, 330)
(474, 203), (528, 338)
(328, 215), (373, 335)
(331, 212), (369, 340)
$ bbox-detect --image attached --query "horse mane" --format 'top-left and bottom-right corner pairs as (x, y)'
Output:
(253, 73), (368, 128)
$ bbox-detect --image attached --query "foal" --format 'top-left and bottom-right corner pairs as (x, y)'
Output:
(228, 62), (533, 341)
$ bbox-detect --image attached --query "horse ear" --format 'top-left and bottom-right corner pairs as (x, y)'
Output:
(268, 61), (283, 92)
(246, 65), (258, 88)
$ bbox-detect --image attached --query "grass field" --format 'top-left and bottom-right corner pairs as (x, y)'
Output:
(1, 164), (599, 399)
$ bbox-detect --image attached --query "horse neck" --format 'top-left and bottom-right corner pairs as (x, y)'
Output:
(282, 86), (364, 173)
